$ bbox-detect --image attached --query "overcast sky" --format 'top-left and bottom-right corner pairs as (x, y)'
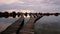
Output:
(0, 0), (60, 12)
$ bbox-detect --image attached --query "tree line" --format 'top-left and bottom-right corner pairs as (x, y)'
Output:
(0, 11), (60, 18)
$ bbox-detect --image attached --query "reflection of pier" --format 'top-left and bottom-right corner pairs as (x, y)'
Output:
(0, 14), (43, 34)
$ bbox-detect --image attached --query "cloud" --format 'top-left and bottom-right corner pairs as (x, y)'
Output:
(0, 0), (24, 5)
(0, 0), (60, 12)
(0, 0), (60, 5)
(42, 0), (60, 5)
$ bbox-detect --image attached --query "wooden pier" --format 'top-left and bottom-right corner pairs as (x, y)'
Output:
(0, 15), (43, 34)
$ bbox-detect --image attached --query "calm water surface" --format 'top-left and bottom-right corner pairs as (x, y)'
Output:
(35, 15), (60, 34)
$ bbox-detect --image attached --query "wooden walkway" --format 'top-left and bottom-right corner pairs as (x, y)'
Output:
(0, 15), (43, 34)
(20, 15), (35, 34)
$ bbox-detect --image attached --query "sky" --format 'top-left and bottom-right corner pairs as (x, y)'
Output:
(0, 0), (60, 12)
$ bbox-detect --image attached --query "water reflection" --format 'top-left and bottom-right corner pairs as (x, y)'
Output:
(35, 15), (60, 34)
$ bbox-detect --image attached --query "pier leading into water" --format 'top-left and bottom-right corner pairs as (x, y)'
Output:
(0, 12), (60, 34)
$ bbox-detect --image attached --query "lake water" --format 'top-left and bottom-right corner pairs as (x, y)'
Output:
(0, 15), (60, 33)
(35, 15), (60, 34)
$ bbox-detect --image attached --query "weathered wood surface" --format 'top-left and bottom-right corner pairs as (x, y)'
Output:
(19, 15), (43, 34)
(19, 15), (35, 34)
(0, 15), (24, 34)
